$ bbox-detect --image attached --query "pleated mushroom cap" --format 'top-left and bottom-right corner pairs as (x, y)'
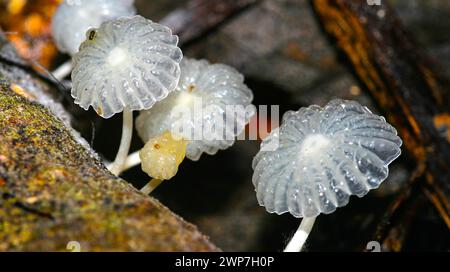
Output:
(136, 58), (256, 160)
(252, 99), (402, 218)
(52, 0), (136, 55)
(71, 15), (183, 118)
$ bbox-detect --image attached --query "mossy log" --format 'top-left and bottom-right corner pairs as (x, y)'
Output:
(0, 34), (218, 252)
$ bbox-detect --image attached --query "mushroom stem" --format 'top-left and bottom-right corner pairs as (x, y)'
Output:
(114, 151), (141, 172)
(106, 151), (140, 172)
(284, 216), (316, 252)
(140, 178), (164, 194)
(109, 108), (133, 176)
(52, 61), (72, 81)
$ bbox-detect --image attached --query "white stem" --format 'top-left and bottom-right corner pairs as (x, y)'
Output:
(106, 151), (141, 172)
(124, 151), (141, 170)
(140, 179), (164, 195)
(52, 61), (72, 81)
(109, 108), (133, 176)
(284, 217), (317, 252)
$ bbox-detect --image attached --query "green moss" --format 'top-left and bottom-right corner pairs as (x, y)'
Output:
(0, 73), (218, 252)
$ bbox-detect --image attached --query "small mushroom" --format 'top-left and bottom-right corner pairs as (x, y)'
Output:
(132, 58), (256, 192)
(52, 0), (136, 56)
(252, 99), (402, 251)
(139, 131), (188, 194)
(51, 0), (136, 80)
(71, 15), (182, 175)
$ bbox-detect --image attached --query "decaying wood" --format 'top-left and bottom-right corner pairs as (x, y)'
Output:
(312, 0), (450, 249)
(161, 0), (260, 45)
(0, 34), (218, 251)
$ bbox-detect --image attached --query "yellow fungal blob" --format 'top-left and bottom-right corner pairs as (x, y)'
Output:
(139, 131), (187, 180)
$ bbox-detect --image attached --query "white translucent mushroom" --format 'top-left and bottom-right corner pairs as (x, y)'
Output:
(71, 15), (182, 175)
(51, 0), (136, 80)
(131, 58), (256, 193)
(52, 0), (136, 56)
(252, 99), (402, 251)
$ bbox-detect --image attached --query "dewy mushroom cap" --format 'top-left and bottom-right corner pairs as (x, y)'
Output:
(52, 0), (136, 55)
(252, 99), (403, 218)
(136, 58), (256, 161)
(71, 15), (183, 118)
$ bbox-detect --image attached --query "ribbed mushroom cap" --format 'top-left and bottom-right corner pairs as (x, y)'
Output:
(52, 0), (136, 55)
(71, 15), (183, 118)
(252, 99), (402, 218)
(136, 58), (256, 161)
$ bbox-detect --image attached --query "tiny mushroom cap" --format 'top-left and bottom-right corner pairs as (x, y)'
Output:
(139, 131), (188, 180)
(52, 0), (136, 55)
(135, 58), (256, 161)
(71, 15), (183, 118)
(252, 99), (403, 218)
